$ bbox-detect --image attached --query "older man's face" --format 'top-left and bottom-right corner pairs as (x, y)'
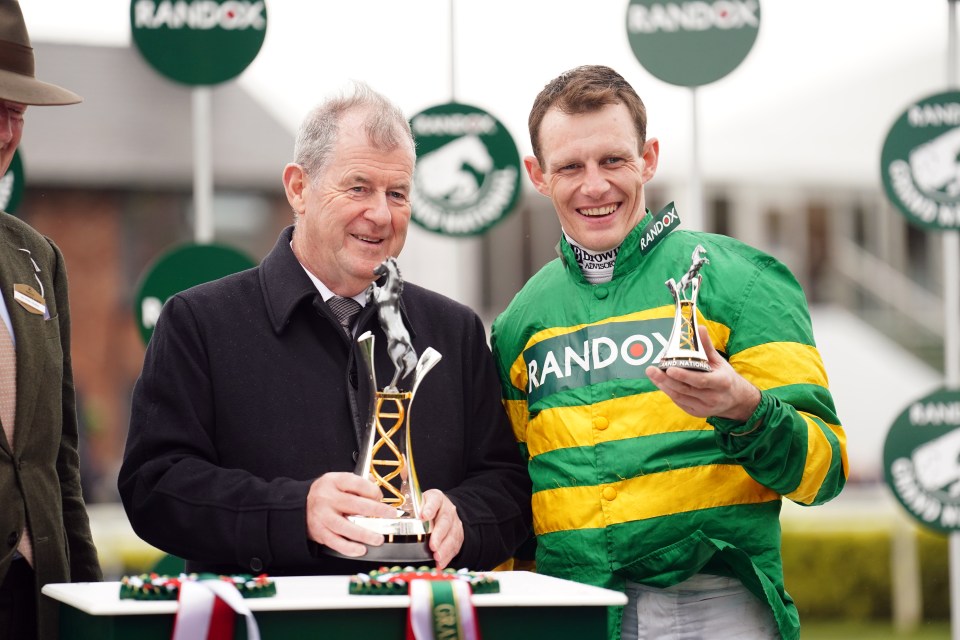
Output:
(287, 111), (414, 297)
(0, 101), (25, 177)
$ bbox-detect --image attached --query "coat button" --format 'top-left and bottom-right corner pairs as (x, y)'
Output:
(6, 531), (18, 547)
(594, 287), (608, 300)
(352, 451), (359, 463)
(602, 487), (617, 501)
(250, 557), (263, 572)
(593, 416), (609, 430)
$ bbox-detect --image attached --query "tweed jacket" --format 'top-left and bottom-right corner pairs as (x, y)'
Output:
(119, 226), (532, 576)
(0, 214), (101, 640)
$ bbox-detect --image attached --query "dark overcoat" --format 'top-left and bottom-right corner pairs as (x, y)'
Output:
(0, 214), (101, 640)
(119, 226), (532, 576)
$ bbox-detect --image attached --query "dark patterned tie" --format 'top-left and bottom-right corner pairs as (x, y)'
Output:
(327, 295), (363, 335)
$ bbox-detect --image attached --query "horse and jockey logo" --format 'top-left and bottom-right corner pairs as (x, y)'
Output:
(881, 90), (960, 230)
(884, 388), (960, 533)
(409, 103), (521, 237)
(416, 135), (493, 206)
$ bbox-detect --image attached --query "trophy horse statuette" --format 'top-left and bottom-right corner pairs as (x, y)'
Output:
(336, 257), (441, 562)
(369, 259), (419, 391)
(659, 244), (711, 372)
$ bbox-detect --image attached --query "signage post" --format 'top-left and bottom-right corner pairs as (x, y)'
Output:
(625, 0), (761, 231)
(130, 0), (267, 243)
(883, 388), (960, 639)
(879, 4), (960, 636)
(129, 1), (267, 344)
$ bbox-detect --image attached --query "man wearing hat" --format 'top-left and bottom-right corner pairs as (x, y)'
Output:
(0, 2), (102, 639)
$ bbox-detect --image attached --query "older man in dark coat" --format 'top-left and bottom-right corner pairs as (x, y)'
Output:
(119, 83), (531, 577)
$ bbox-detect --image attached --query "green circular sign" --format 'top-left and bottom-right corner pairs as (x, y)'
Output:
(884, 387), (960, 533)
(0, 149), (24, 215)
(134, 242), (256, 344)
(409, 102), (521, 237)
(625, 0), (761, 87)
(881, 91), (960, 231)
(130, 0), (267, 86)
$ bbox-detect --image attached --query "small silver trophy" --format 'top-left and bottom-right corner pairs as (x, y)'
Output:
(349, 257), (441, 562)
(659, 245), (711, 372)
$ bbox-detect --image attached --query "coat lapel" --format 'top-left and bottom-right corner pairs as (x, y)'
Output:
(0, 227), (49, 454)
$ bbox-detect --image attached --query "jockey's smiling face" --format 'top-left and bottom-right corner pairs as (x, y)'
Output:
(525, 102), (658, 253)
(285, 109), (415, 298)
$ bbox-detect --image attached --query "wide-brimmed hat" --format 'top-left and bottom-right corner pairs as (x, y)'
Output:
(0, 0), (80, 105)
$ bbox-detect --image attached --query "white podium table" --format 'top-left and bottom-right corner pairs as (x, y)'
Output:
(43, 570), (626, 639)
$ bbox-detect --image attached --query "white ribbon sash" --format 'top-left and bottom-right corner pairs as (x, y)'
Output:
(172, 578), (262, 640)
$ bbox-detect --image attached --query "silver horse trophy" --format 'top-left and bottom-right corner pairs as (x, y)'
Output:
(350, 257), (442, 562)
(659, 245), (711, 372)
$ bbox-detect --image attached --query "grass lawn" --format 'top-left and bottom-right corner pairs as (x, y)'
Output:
(802, 620), (950, 639)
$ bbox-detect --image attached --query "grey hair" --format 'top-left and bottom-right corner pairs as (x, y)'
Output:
(292, 81), (415, 182)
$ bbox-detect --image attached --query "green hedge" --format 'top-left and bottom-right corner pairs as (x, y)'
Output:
(782, 528), (948, 621)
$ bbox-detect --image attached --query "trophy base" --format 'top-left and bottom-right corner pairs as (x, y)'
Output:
(348, 515), (431, 536)
(321, 515), (434, 563)
(658, 357), (711, 372)
(323, 536), (433, 563)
